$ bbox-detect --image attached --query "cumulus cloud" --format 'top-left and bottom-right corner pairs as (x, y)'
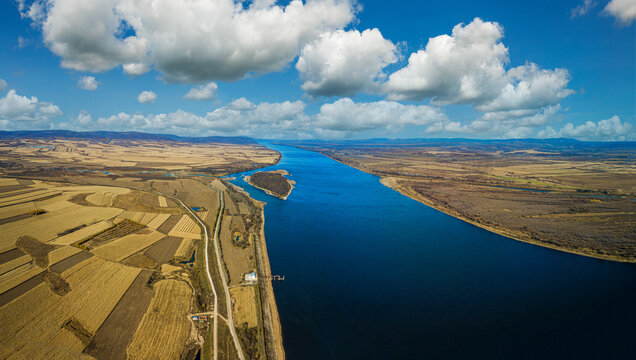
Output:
(296, 28), (398, 96)
(22, 0), (356, 82)
(475, 63), (574, 113)
(315, 98), (447, 136)
(89, 99), (310, 138)
(604, 0), (636, 24)
(0, 79), (7, 91)
(137, 90), (157, 104)
(55, 97), (449, 139)
(538, 115), (634, 140)
(384, 19), (573, 111)
(571, 0), (597, 18)
(183, 82), (218, 101)
(77, 75), (98, 90)
(385, 18), (509, 104)
(0, 89), (62, 122)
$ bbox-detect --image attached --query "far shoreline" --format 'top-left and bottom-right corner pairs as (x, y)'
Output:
(314, 150), (634, 264)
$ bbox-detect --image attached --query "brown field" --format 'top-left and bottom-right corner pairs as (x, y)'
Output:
(126, 279), (193, 360)
(296, 140), (635, 262)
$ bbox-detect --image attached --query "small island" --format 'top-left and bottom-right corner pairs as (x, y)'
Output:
(245, 170), (295, 200)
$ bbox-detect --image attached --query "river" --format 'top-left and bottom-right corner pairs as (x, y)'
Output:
(229, 144), (636, 359)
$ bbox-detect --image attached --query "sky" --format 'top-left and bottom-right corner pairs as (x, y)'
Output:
(0, 0), (634, 140)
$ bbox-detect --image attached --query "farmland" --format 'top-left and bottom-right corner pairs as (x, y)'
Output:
(0, 135), (284, 359)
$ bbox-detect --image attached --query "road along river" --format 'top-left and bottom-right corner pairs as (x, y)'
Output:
(230, 144), (636, 360)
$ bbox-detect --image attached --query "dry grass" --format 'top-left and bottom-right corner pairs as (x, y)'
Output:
(126, 279), (193, 360)
(230, 285), (258, 328)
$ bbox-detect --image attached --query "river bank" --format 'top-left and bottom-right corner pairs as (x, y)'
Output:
(305, 148), (634, 263)
(379, 177), (634, 263)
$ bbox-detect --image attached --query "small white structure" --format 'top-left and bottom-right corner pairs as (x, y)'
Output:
(244, 272), (257, 282)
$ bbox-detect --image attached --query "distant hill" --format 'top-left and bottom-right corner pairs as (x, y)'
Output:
(0, 130), (257, 145)
(279, 137), (635, 153)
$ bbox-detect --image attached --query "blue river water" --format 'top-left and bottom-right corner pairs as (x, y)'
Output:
(229, 144), (636, 359)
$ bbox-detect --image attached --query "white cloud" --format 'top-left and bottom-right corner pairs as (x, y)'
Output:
(604, 0), (636, 24)
(55, 97), (450, 139)
(25, 0), (356, 82)
(0, 89), (62, 122)
(571, 0), (597, 18)
(137, 90), (157, 104)
(77, 75), (98, 90)
(89, 99), (310, 138)
(315, 98), (447, 135)
(385, 18), (508, 104)
(0, 79), (7, 91)
(183, 82), (218, 101)
(538, 115), (634, 140)
(475, 63), (574, 113)
(296, 28), (398, 96)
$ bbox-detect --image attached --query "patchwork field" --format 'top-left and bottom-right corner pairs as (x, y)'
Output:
(0, 133), (282, 359)
(0, 177), (203, 359)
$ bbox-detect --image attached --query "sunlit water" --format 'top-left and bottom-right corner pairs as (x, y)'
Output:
(229, 144), (636, 359)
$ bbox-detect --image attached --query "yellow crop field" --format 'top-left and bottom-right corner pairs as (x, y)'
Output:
(86, 192), (116, 206)
(0, 254), (32, 276)
(0, 189), (62, 207)
(0, 257), (139, 359)
(126, 279), (193, 360)
(0, 203), (123, 253)
(158, 196), (168, 207)
(91, 230), (165, 261)
(146, 213), (170, 230)
(0, 262), (44, 294)
(168, 215), (200, 238)
(48, 246), (82, 265)
(0, 178), (20, 186)
(51, 220), (113, 246)
(174, 238), (195, 258)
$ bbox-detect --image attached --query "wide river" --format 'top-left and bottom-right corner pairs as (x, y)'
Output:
(230, 144), (636, 359)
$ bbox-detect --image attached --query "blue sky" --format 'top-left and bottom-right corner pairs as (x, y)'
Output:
(0, 0), (634, 140)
